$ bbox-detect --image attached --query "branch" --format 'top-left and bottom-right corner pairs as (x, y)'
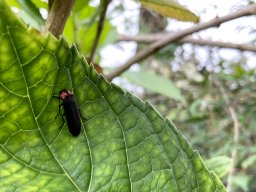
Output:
(88, 0), (111, 64)
(106, 5), (256, 81)
(118, 34), (256, 52)
(43, 0), (76, 38)
(212, 77), (240, 192)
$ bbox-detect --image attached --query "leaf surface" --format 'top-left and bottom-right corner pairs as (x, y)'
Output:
(0, 1), (225, 191)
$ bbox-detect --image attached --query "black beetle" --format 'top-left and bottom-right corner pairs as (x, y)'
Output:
(54, 89), (81, 136)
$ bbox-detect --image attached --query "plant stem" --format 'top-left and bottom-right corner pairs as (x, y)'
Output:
(44, 0), (76, 38)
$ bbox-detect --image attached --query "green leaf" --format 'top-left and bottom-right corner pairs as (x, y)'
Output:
(233, 174), (251, 192)
(205, 156), (232, 179)
(6, 0), (45, 29)
(17, 0), (44, 25)
(140, 0), (199, 23)
(123, 71), (185, 102)
(242, 154), (256, 169)
(0, 1), (225, 191)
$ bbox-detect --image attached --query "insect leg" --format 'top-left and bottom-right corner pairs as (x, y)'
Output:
(58, 113), (66, 130)
(54, 103), (63, 119)
(52, 95), (59, 99)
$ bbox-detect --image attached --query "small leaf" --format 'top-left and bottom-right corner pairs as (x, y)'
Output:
(233, 174), (251, 192)
(17, 0), (45, 25)
(140, 0), (199, 23)
(123, 71), (185, 102)
(242, 154), (256, 169)
(7, 0), (45, 29)
(205, 156), (232, 178)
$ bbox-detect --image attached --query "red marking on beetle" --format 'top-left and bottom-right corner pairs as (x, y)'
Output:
(59, 89), (73, 100)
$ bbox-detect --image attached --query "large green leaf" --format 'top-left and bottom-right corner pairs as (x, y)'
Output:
(0, 1), (225, 191)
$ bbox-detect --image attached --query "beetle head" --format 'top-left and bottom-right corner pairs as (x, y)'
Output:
(59, 89), (73, 100)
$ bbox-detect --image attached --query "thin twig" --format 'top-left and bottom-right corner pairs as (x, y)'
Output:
(118, 34), (256, 52)
(213, 77), (240, 192)
(43, 0), (76, 38)
(88, 0), (111, 64)
(106, 5), (256, 81)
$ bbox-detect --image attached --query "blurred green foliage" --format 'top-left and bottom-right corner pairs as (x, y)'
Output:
(63, 2), (117, 57)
